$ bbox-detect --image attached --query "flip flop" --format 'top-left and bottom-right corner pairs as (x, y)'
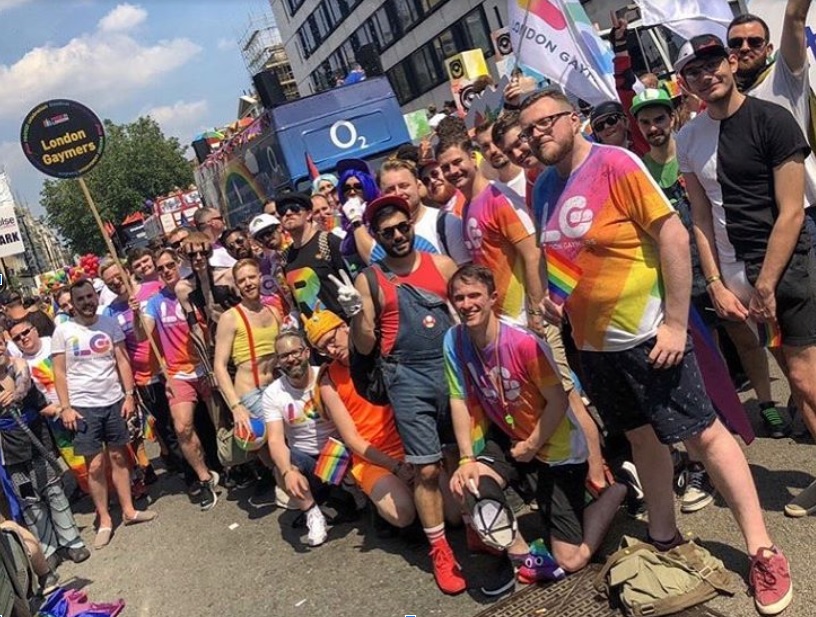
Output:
(93, 527), (113, 550)
(123, 510), (158, 526)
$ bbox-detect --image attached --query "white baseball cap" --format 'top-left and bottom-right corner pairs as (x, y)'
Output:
(249, 213), (280, 237)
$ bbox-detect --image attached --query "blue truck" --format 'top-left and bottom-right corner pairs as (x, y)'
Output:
(194, 76), (412, 225)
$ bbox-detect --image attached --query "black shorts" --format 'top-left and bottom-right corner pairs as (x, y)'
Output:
(476, 440), (586, 546)
(745, 251), (816, 347)
(72, 400), (131, 457)
(579, 336), (717, 445)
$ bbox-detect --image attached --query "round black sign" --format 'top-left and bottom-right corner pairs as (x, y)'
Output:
(20, 99), (105, 179)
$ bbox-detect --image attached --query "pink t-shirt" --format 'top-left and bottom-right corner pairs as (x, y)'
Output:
(145, 288), (204, 380)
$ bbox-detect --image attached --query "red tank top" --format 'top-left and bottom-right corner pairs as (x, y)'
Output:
(375, 252), (449, 356)
(327, 361), (404, 464)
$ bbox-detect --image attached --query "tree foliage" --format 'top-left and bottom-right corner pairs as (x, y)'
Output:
(40, 116), (193, 255)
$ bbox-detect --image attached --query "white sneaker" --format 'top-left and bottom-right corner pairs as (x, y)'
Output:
(680, 464), (715, 513)
(306, 506), (328, 547)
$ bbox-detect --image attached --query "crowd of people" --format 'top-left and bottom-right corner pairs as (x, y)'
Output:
(0, 5), (814, 615)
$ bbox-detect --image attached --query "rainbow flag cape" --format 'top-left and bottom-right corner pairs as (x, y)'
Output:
(315, 437), (351, 485)
(756, 320), (782, 348)
(546, 248), (582, 305)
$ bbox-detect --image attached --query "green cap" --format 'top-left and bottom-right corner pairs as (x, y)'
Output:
(630, 88), (674, 117)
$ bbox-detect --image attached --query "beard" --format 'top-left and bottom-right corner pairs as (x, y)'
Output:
(534, 134), (574, 166)
(646, 132), (670, 148)
(283, 360), (309, 381)
(382, 234), (415, 258)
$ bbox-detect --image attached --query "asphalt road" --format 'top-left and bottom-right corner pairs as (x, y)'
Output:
(55, 369), (814, 617)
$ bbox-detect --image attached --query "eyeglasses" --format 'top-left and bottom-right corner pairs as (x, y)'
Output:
(681, 56), (726, 82)
(377, 220), (411, 240)
(343, 182), (363, 193)
(727, 36), (766, 50)
(278, 347), (306, 361)
(186, 249), (212, 259)
(591, 114), (623, 132)
(256, 227), (279, 240)
(156, 262), (178, 273)
(519, 111), (572, 143)
(227, 236), (247, 248)
(421, 169), (444, 185)
(11, 327), (33, 343)
(277, 202), (306, 216)
(315, 329), (340, 356)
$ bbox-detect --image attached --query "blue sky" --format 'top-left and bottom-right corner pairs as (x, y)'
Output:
(0, 0), (273, 217)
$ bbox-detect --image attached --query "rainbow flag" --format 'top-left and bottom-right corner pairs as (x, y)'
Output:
(757, 320), (782, 348)
(546, 249), (582, 305)
(315, 437), (351, 485)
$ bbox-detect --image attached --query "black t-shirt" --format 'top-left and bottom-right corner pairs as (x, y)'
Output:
(283, 231), (350, 319)
(681, 96), (812, 262)
(0, 385), (48, 466)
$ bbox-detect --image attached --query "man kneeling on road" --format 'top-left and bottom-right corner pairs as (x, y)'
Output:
(445, 265), (625, 592)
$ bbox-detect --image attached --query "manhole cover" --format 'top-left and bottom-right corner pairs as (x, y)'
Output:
(472, 564), (730, 617)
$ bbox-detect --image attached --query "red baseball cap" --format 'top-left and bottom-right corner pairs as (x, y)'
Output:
(362, 194), (412, 227)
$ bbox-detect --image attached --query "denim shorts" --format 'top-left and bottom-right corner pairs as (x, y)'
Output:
(381, 358), (451, 465)
(579, 336), (716, 445)
(72, 400), (131, 456)
(289, 447), (330, 505)
(239, 386), (266, 419)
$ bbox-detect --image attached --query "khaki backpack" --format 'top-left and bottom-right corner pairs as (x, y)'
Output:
(593, 536), (738, 617)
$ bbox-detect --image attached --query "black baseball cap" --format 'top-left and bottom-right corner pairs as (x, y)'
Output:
(589, 101), (624, 124)
(674, 34), (729, 74)
(276, 191), (312, 212)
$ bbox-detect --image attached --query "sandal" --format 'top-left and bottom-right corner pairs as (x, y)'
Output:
(123, 509), (158, 526)
(93, 527), (113, 550)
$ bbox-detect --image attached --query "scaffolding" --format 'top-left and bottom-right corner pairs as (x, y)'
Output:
(239, 12), (299, 101)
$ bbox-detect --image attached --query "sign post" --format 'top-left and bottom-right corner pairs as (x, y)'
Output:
(20, 99), (172, 386)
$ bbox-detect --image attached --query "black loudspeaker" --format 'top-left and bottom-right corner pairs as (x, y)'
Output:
(356, 43), (383, 77)
(191, 138), (211, 164)
(253, 70), (287, 109)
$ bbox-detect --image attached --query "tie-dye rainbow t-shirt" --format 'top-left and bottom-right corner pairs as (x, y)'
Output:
(21, 337), (59, 405)
(144, 288), (204, 380)
(444, 319), (587, 466)
(463, 184), (536, 325)
(532, 144), (675, 352)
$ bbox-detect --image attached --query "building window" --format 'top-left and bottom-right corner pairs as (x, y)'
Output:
(410, 44), (443, 94)
(418, 0), (445, 12)
(387, 62), (412, 104)
(353, 23), (375, 50)
(370, 5), (396, 49)
(285, 0), (306, 18)
(392, 0), (421, 34)
(460, 7), (493, 54)
(313, 5), (331, 39)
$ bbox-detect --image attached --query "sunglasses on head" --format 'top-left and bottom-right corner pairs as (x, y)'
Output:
(377, 220), (411, 240)
(12, 327), (33, 343)
(727, 36), (766, 50)
(592, 115), (622, 131)
(277, 202), (306, 216)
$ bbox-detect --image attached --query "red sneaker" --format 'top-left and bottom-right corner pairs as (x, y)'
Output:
(750, 546), (793, 615)
(429, 541), (467, 595)
(466, 525), (502, 557)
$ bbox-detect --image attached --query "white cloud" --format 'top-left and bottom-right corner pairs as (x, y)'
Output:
(217, 38), (234, 52)
(0, 9), (202, 120)
(0, 0), (32, 13)
(98, 3), (147, 33)
(144, 99), (208, 142)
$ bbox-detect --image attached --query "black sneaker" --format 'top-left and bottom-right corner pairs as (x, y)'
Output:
(62, 546), (91, 563)
(38, 571), (60, 596)
(760, 405), (790, 439)
(221, 469), (237, 490)
(233, 465), (255, 489)
(199, 471), (220, 511)
(479, 553), (516, 597)
(248, 474), (277, 509)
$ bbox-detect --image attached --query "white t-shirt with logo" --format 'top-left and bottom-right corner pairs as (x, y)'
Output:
(261, 366), (336, 456)
(51, 316), (125, 408)
(21, 337), (59, 405)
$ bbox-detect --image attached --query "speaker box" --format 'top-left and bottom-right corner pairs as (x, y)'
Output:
(191, 138), (211, 164)
(491, 27), (513, 58)
(356, 43), (383, 77)
(444, 50), (488, 82)
(253, 70), (287, 109)
(450, 78), (477, 114)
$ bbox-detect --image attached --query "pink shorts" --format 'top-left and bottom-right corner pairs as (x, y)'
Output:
(166, 377), (211, 407)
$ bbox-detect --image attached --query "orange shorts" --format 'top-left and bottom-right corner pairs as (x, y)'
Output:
(351, 461), (394, 497)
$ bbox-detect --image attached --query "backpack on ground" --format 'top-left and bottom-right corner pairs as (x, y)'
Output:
(593, 535), (738, 617)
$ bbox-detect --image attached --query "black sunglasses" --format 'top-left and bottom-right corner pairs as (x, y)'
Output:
(377, 220), (412, 240)
(343, 182), (363, 193)
(727, 36), (766, 50)
(592, 115), (622, 131)
(277, 202), (306, 216)
(12, 327), (33, 343)
(187, 249), (212, 259)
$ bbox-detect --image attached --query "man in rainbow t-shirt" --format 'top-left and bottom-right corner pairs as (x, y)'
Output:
(520, 88), (790, 613)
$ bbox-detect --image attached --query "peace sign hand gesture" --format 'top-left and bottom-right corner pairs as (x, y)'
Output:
(328, 270), (363, 317)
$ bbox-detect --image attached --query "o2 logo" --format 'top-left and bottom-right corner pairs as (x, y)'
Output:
(329, 120), (368, 150)
(67, 333), (112, 357)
